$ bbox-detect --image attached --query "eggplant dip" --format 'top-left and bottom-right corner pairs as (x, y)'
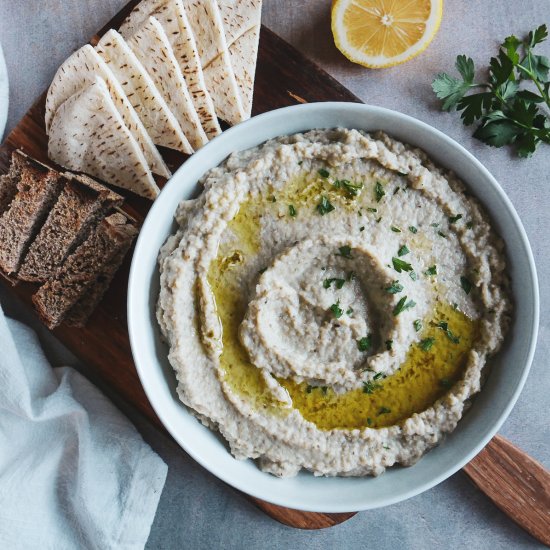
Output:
(157, 128), (511, 477)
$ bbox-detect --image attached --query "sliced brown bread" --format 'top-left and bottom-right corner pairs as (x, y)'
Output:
(18, 175), (123, 282)
(0, 151), (26, 214)
(0, 155), (64, 275)
(65, 225), (136, 327)
(32, 212), (138, 329)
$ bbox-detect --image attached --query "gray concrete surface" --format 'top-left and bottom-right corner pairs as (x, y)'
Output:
(1, 1), (549, 548)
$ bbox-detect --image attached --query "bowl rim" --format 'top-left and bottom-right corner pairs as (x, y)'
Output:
(128, 102), (539, 512)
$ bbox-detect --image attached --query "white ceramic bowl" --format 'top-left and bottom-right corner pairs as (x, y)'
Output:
(128, 103), (539, 512)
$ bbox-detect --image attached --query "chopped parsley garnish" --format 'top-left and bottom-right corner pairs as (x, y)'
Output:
(409, 226), (418, 234)
(306, 385), (313, 393)
(466, 221), (474, 229)
(378, 407), (391, 415)
(323, 278), (345, 289)
(393, 296), (416, 316)
(437, 230), (447, 238)
(288, 204), (297, 217)
(363, 381), (378, 394)
(435, 321), (460, 343)
(431, 222), (439, 228)
(391, 226), (402, 233)
(346, 307), (354, 315)
(375, 181), (385, 202)
(376, 216), (383, 223)
(359, 226), (365, 232)
(449, 214), (463, 224)
(385, 339), (393, 350)
(329, 301), (343, 318)
(409, 271), (418, 281)
(393, 187), (400, 195)
(348, 271), (356, 281)
(258, 267), (267, 275)
(419, 337), (436, 351)
(297, 160), (303, 166)
(317, 196), (335, 215)
(373, 372), (384, 380)
(367, 417), (373, 426)
(398, 244), (410, 257)
(357, 335), (372, 352)
(335, 179), (364, 196)
(318, 168), (330, 178)
(460, 276), (473, 294)
(439, 378), (453, 389)
(392, 257), (413, 273)
(425, 265), (437, 276)
(413, 319), (423, 332)
(385, 280), (404, 294)
(336, 245), (353, 259)
(367, 207), (378, 212)
(321, 386), (328, 395)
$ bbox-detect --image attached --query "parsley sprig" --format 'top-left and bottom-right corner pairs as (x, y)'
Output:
(432, 24), (550, 157)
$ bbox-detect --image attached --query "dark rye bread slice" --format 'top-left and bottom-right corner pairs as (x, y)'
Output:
(0, 151), (26, 215)
(65, 224), (136, 327)
(18, 175), (123, 282)
(32, 212), (138, 329)
(0, 154), (64, 275)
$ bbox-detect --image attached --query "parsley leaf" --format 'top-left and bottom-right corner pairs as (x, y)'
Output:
(363, 381), (381, 394)
(288, 204), (297, 217)
(413, 319), (423, 332)
(357, 335), (372, 352)
(317, 196), (335, 215)
(398, 244), (410, 256)
(375, 181), (385, 202)
(409, 226), (418, 234)
(385, 340), (393, 350)
(419, 337), (436, 351)
(391, 226), (402, 233)
(329, 302), (343, 318)
(425, 265), (437, 276)
(392, 257), (413, 273)
(385, 280), (404, 294)
(318, 168), (330, 178)
(323, 278), (345, 289)
(449, 214), (463, 224)
(433, 24), (550, 157)
(336, 245), (353, 259)
(460, 276), (473, 294)
(393, 296), (416, 316)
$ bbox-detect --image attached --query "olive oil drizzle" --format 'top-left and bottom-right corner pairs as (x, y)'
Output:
(206, 172), (478, 430)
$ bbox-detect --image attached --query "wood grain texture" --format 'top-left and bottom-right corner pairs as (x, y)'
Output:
(463, 435), (550, 547)
(0, 1), (360, 529)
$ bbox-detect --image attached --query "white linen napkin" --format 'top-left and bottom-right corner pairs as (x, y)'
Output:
(0, 304), (168, 549)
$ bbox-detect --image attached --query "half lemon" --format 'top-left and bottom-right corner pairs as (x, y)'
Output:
(332, 0), (443, 68)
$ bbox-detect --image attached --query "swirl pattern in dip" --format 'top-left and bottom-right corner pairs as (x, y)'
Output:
(157, 129), (511, 477)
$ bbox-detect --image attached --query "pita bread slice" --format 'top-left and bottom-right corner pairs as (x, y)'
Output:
(183, 0), (246, 125)
(127, 17), (208, 151)
(45, 45), (171, 177)
(152, 1), (221, 139)
(118, 0), (221, 139)
(96, 29), (192, 154)
(48, 76), (160, 199)
(217, 0), (262, 118)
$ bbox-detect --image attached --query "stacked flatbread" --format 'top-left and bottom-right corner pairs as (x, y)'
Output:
(45, 0), (262, 200)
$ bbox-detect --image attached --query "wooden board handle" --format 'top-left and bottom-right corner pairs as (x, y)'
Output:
(251, 498), (356, 529)
(462, 434), (550, 546)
